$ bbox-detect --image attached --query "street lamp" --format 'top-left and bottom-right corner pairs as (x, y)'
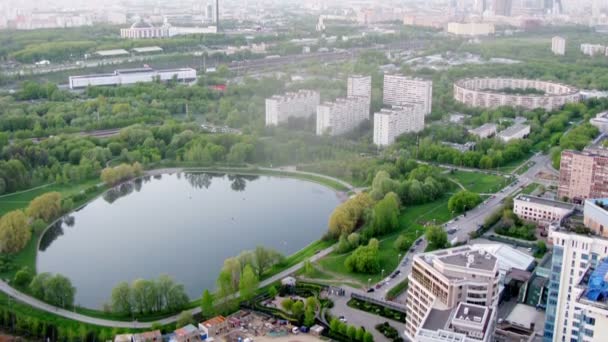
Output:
(368, 278), (372, 290)
(381, 269), (385, 280)
(398, 253), (402, 265)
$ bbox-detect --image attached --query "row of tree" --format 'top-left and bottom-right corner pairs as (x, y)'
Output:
(109, 275), (189, 315)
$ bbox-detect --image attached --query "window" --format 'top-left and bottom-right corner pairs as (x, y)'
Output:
(585, 317), (596, 325)
(584, 328), (594, 337)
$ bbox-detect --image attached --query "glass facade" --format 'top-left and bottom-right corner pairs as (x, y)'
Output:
(544, 246), (564, 341)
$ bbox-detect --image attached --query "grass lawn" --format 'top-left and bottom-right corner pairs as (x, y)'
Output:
(318, 196), (453, 285)
(521, 183), (540, 195)
(263, 239), (334, 281)
(515, 161), (535, 176)
(449, 171), (511, 194)
(0, 179), (102, 217)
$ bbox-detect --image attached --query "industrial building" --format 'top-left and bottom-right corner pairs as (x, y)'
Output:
(68, 67), (197, 89)
(468, 123), (498, 139)
(497, 123), (531, 142)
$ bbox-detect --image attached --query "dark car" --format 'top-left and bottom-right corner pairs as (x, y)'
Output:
(367, 288), (375, 293)
(447, 229), (457, 235)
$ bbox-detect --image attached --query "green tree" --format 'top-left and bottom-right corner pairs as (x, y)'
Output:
(201, 289), (215, 317)
(345, 239), (381, 274)
(29, 273), (52, 299)
(363, 331), (374, 342)
(448, 191), (482, 214)
(292, 301), (305, 321)
(372, 192), (400, 235)
(356, 327), (365, 341)
(238, 264), (259, 302)
(111, 282), (132, 315)
(176, 311), (194, 328)
(43, 274), (75, 308)
(304, 306), (315, 327)
(268, 286), (278, 299)
(426, 225), (449, 251)
(0, 210), (31, 253)
(281, 298), (294, 312)
(393, 234), (410, 251)
(13, 267), (33, 288)
(347, 326), (357, 340)
(26, 192), (63, 222)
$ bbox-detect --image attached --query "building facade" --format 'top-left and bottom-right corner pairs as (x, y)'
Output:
(68, 67), (197, 89)
(558, 149), (608, 202)
(373, 104), (425, 146)
(513, 194), (575, 226)
(316, 96), (369, 136)
(544, 225), (608, 342)
(454, 78), (581, 111)
(347, 75), (372, 105)
(590, 111), (608, 134)
(383, 75), (433, 116)
(405, 246), (500, 341)
(265, 90), (320, 126)
(584, 199), (608, 237)
(447, 22), (495, 36)
(581, 43), (607, 57)
(552, 36), (566, 55)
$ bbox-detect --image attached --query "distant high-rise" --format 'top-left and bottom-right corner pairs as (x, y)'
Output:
(552, 36), (566, 55)
(493, 0), (513, 15)
(215, 0), (220, 31)
(383, 75), (433, 116)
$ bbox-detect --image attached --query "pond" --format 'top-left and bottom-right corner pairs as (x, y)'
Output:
(37, 172), (341, 308)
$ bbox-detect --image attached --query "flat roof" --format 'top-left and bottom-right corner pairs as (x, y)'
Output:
(439, 250), (497, 271)
(202, 315), (226, 327)
(498, 123), (530, 137)
(422, 308), (452, 330)
(515, 194), (575, 210)
(95, 49), (129, 56)
(469, 123), (497, 133)
(132, 46), (163, 53)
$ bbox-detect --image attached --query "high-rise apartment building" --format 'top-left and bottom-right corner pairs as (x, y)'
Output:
(316, 97), (369, 136)
(558, 149), (608, 202)
(544, 224), (608, 342)
(493, 0), (513, 15)
(581, 44), (607, 57)
(383, 75), (433, 116)
(265, 90), (320, 126)
(552, 36), (566, 55)
(405, 246), (500, 341)
(373, 104), (425, 146)
(347, 75), (372, 106)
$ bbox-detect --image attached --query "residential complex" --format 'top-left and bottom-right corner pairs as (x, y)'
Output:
(513, 194), (575, 226)
(68, 67), (197, 89)
(265, 90), (320, 127)
(558, 149), (608, 202)
(544, 224), (608, 342)
(584, 199), (608, 237)
(316, 96), (369, 136)
(552, 36), (566, 55)
(497, 123), (531, 142)
(468, 123), (498, 139)
(315, 75), (372, 137)
(383, 75), (433, 116)
(454, 78), (581, 112)
(446, 22), (495, 36)
(405, 246), (500, 341)
(373, 104), (425, 146)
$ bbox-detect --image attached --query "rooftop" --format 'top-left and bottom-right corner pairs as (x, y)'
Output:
(578, 258), (608, 310)
(515, 194), (576, 211)
(498, 123), (530, 138)
(132, 330), (162, 342)
(422, 308), (452, 331)
(438, 249), (497, 272)
(132, 46), (164, 53)
(202, 315), (226, 327)
(469, 123), (497, 134)
(175, 324), (199, 336)
(95, 49), (130, 57)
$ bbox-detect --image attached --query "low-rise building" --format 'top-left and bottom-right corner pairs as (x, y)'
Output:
(199, 315), (228, 338)
(449, 113), (471, 124)
(513, 194), (575, 226)
(373, 104), (425, 146)
(468, 123), (498, 139)
(581, 43), (607, 57)
(69, 67), (197, 89)
(447, 22), (495, 36)
(441, 141), (476, 153)
(405, 246), (500, 341)
(552, 36), (566, 56)
(120, 21), (170, 39)
(497, 123), (531, 142)
(584, 198), (608, 237)
(132, 330), (162, 342)
(265, 90), (320, 126)
(173, 324), (201, 342)
(590, 111), (608, 134)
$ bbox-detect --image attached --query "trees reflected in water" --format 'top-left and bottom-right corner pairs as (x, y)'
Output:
(39, 216), (74, 251)
(185, 173), (259, 192)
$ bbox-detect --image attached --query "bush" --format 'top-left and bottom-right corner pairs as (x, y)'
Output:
(13, 267), (33, 288)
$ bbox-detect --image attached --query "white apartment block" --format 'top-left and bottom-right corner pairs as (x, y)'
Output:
(468, 123), (497, 139)
(405, 246), (500, 341)
(581, 44), (607, 57)
(552, 36), (566, 56)
(373, 105), (425, 146)
(446, 22), (495, 36)
(513, 194), (575, 226)
(265, 90), (320, 126)
(316, 96), (369, 136)
(383, 75), (433, 116)
(497, 124), (531, 142)
(347, 75), (372, 106)
(544, 225), (608, 342)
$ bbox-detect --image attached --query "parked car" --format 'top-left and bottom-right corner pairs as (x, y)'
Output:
(367, 288), (375, 293)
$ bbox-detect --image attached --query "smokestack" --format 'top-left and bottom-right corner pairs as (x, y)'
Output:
(215, 0), (220, 32)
